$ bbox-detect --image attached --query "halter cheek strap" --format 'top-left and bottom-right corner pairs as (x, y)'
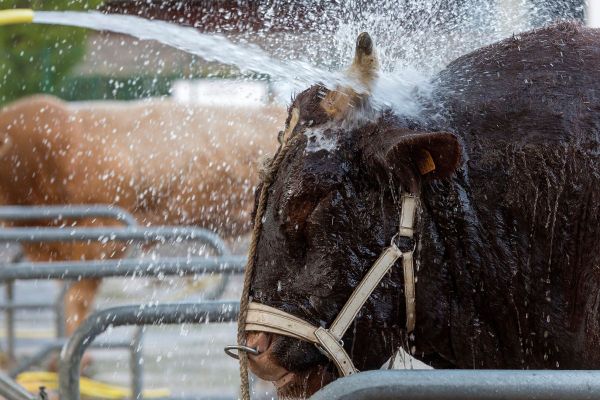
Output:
(238, 193), (419, 377)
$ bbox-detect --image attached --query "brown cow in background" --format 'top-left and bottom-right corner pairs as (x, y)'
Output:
(0, 94), (284, 334)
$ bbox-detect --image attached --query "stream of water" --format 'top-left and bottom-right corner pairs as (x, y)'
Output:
(32, 2), (584, 117)
(33, 12), (342, 91)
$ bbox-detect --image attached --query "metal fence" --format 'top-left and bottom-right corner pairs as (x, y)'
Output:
(309, 369), (600, 400)
(0, 204), (144, 362)
(0, 371), (35, 400)
(59, 301), (239, 400)
(0, 204), (245, 399)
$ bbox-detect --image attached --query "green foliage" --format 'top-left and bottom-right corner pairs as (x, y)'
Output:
(0, 0), (103, 105)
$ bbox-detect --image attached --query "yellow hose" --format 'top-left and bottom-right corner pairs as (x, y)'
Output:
(0, 9), (34, 26)
(17, 371), (170, 399)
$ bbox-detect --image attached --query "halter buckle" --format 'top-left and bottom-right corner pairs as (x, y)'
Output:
(315, 336), (344, 358)
(391, 233), (416, 253)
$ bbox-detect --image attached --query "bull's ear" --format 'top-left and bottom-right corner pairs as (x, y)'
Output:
(362, 128), (461, 179)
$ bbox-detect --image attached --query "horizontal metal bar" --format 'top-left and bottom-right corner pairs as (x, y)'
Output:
(0, 255), (245, 281)
(0, 225), (222, 243)
(309, 369), (600, 400)
(0, 205), (138, 226)
(0, 302), (56, 310)
(0, 225), (227, 251)
(59, 301), (239, 400)
(0, 371), (35, 400)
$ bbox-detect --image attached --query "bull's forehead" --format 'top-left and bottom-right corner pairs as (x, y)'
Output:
(273, 131), (351, 225)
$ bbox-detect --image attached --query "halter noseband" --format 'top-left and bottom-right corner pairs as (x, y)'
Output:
(225, 193), (419, 377)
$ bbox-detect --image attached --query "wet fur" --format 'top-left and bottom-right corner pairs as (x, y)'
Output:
(249, 21), (600, 391)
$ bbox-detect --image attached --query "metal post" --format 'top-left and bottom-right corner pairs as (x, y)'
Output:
(309, 369), (600, 400)
(59, 301), (239, 400)
(5, 280), (15, 362)
(130, 327), (144, 400)
(55, 282), (69, 339)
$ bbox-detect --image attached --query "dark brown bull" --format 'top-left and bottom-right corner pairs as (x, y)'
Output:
(242, 22), (600, 398)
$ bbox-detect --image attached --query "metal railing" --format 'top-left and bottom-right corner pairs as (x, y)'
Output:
(9, 337), (136, 378)
(0, 371), (35, 400)
(0, 256), (245, 281)
(0, 205), (138, 226)
(59, 301), (240, 400)
(0, 204), (143, 361)
(0, 226), (227, 251)
(309, 369), (600, 400)
(0, 204), (244, 398)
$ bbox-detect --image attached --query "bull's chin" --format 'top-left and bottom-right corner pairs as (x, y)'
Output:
(275, 365), (335, 399)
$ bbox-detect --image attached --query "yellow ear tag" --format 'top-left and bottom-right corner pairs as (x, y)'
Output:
(417, 149), (436, 175)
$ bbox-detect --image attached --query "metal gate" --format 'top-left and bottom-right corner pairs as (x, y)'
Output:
(0, 205), (245, 399)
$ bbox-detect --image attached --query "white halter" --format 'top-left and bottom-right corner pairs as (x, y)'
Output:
(240, 193), (419, 376)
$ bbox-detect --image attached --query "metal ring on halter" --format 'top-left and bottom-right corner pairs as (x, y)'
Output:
(224, 345), (261, 360)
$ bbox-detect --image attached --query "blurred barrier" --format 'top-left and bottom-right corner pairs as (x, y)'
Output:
(0, 204), (138, 226)
(0, 204), (243, 398)
(0, 371), (35, 400)
(1, 205), (139, 364)
(1, 204), (146, 364)
(0, 256), (245, 281)
(59, 301), (240, 400)
(309, 369), (600, 400)
(0, 226), (227, 252)
(9, 337), (134, 379)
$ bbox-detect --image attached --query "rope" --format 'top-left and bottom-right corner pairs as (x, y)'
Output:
(237, 134), (298, 400)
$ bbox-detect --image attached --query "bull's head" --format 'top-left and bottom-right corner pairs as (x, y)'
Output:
(244, 33), (461, 397)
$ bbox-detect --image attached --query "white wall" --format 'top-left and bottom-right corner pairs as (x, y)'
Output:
(171, 80), (269, 107)
(587, 0), (600, 27)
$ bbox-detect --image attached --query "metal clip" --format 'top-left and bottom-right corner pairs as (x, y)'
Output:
(391, 233), (416, 253)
